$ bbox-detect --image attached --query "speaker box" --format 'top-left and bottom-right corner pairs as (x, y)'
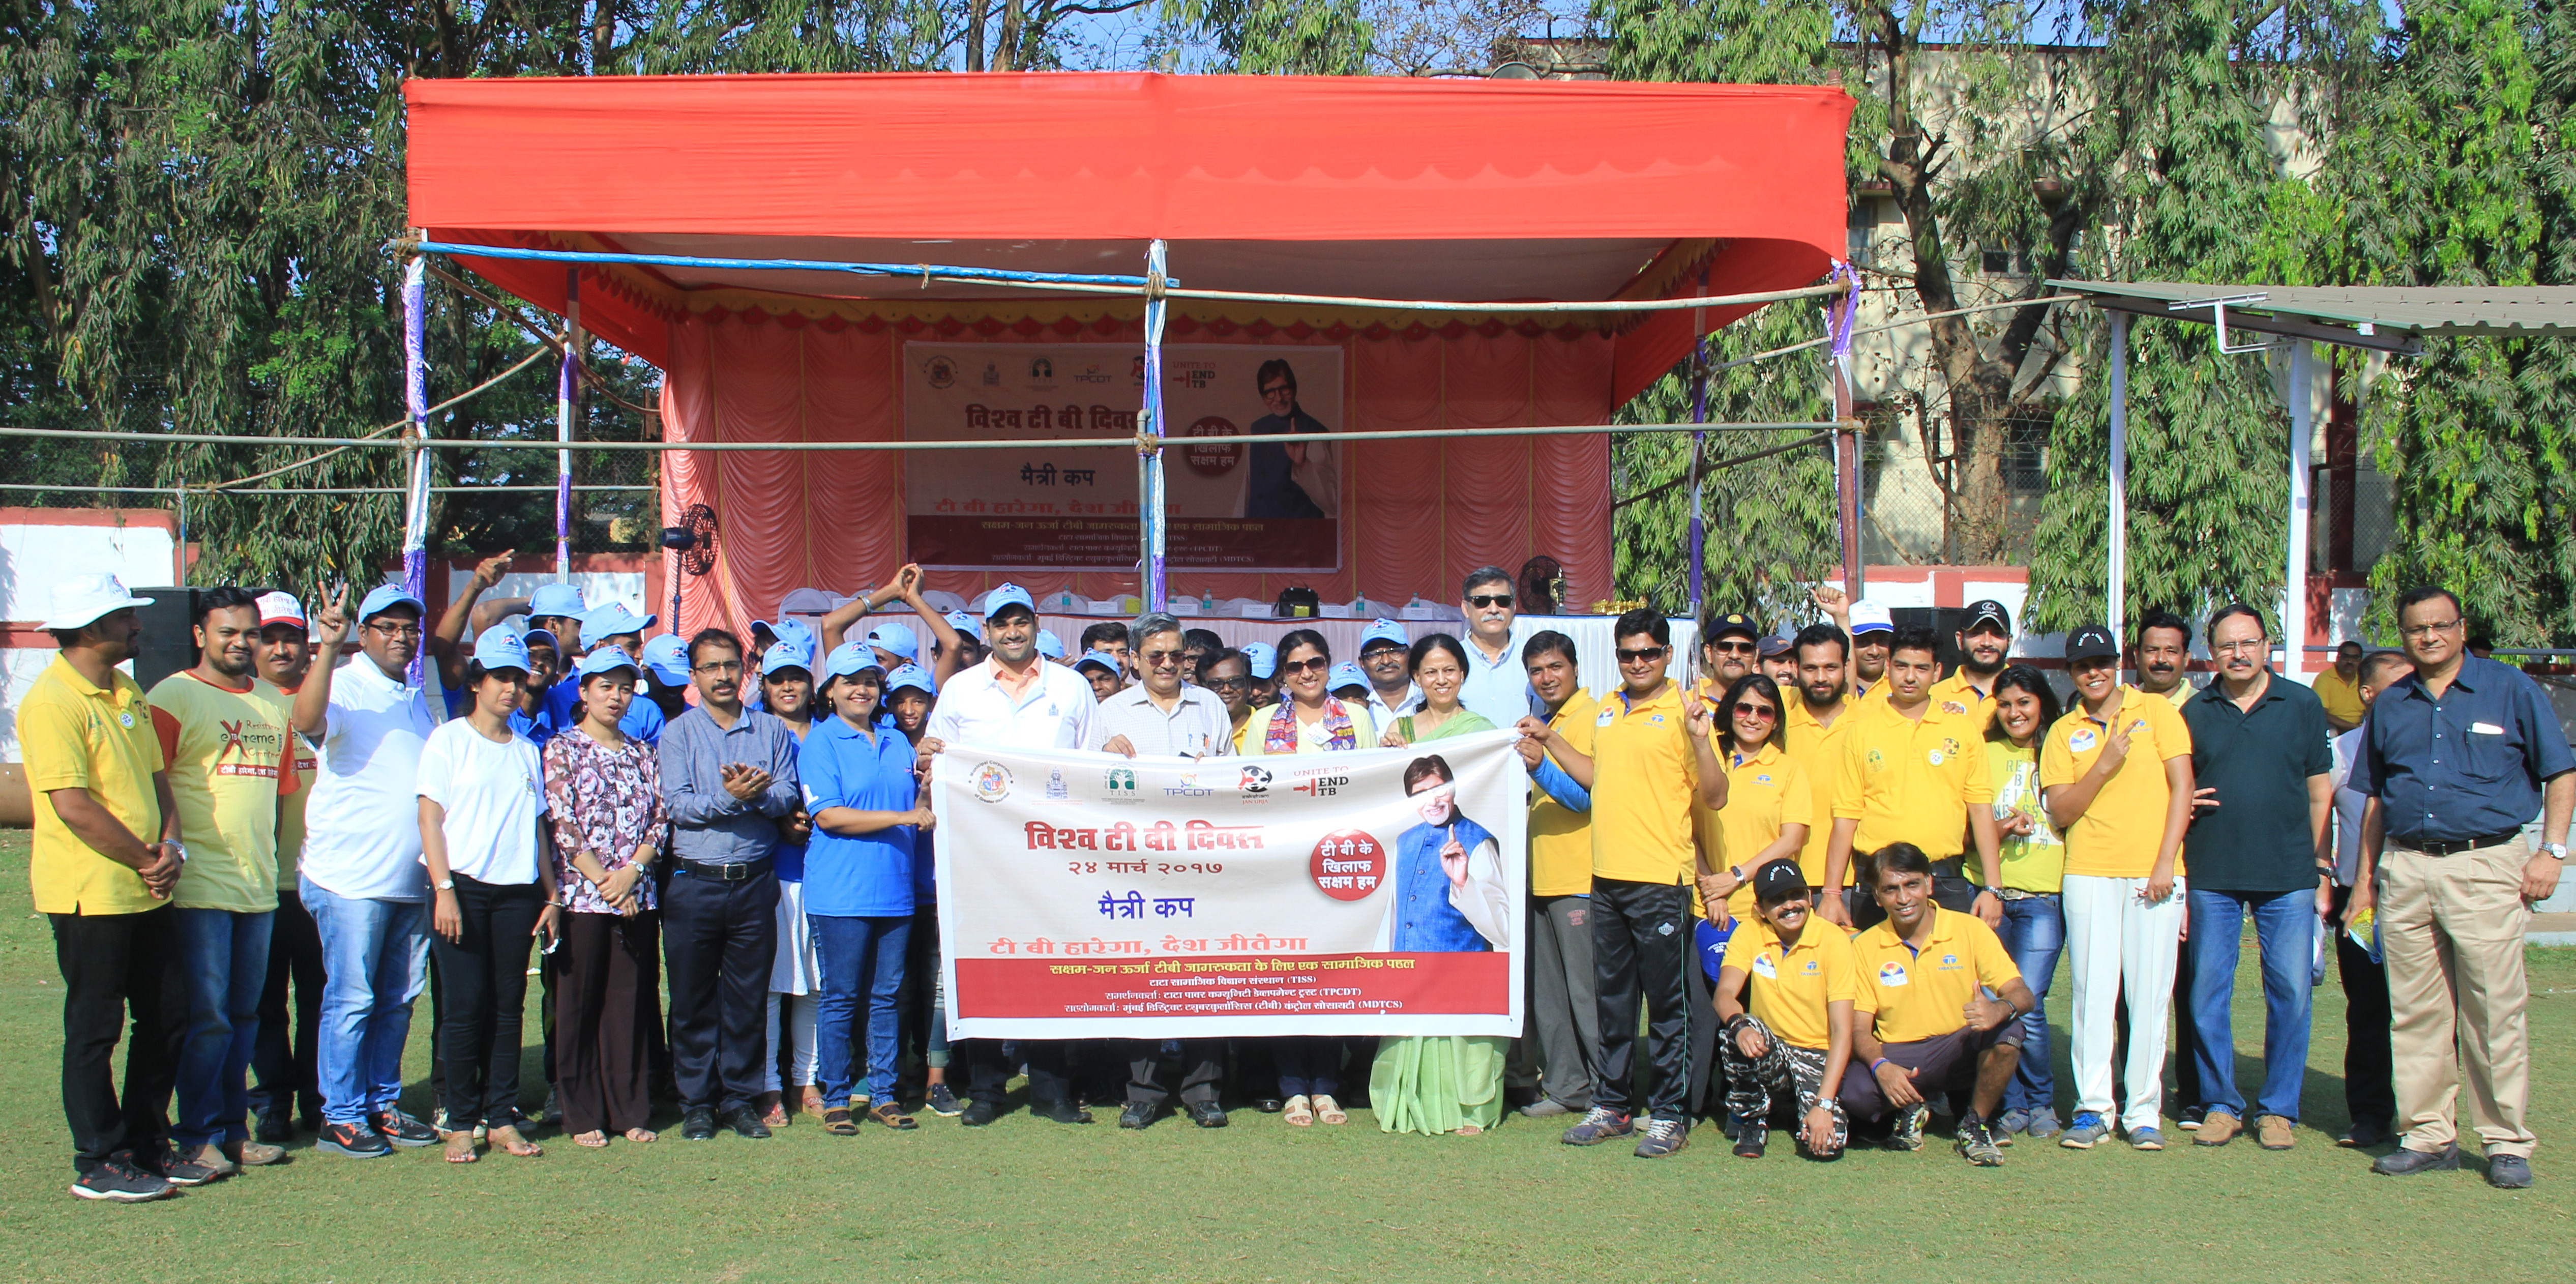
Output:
(127, 586), (201, 692)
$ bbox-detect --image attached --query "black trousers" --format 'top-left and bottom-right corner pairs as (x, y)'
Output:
(2331, 884), (2395, 1133)
(558, 911), (661, 1136)
(52, 905), (187, 1175)
(662, 866), (780, 1113)
(1127, 1040), (1224, 1110)
(965, 1039), (1072, 1108)
(251, 888), (324, 1124)
(1591, 878), (1691, 1120)
(429, 874), (543, 1129)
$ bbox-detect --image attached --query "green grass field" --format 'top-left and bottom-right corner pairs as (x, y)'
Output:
(1, 828), (2570, 1283)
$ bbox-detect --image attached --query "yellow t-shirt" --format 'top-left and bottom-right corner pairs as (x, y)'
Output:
(19, 656), (166, 915)
(1852, 907), (2023, 1045)
(149, 671), (298, 913)
(1929, 669), (1999, 732)
(2039, 686), (2194, 879)
(1695, 742), (1813, 919)
(1529, 691), (1600, 898)
(1230, 706), (1255, 753)
(1722, 917), (1860, 1052)
(1785, 695), (1858, 886)
(2312, 667), (2366, 727)
(1982, 738), (2065, 893)
(1589, 684), (1699, 885)
(1832, 697), (1993, 859)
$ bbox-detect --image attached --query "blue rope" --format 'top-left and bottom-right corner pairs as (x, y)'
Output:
(413, 241), (1174, 289)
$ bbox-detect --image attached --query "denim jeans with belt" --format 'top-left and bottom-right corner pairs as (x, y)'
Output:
(812, 914), (911, 1104)
(302, 877), (429, 1126)
(1995, 894), (2064, 1116)
(172, 907), (275, 1149)
(2187, 886), (2317, 1123)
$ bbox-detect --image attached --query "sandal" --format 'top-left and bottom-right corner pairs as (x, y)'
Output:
(869, 1102), (919, 1131)
(1282, 1094), (1314, 1127)
(799, 1090), (829, 1122)
(623, 1127), (658, 1143)
(822, 1107), (859, 1136)
(443, 1132), (480, 1164)
(488, 1124), (543, 1158)
(1456, 1123), (1484, 1136)
(573, 1129), (610, 1149)
(1312, 1095), (1348, 1126)
(758, 1091), (790, 1129)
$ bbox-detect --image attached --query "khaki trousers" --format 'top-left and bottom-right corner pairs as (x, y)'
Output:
(2379, 840), (2535, 1158)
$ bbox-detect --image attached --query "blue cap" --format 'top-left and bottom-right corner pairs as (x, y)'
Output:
(357, 583), (426, 623)
(472, 623), (530, 673)
(823, 640), (883, 682)
(760, 643), (815, 677)
(576, 648), (642, 681)
(864, 621), (919, 661)
(1328, 661), (1369, 691)
(528, 583), (586, 619)
(1358, 619), (1409, 652)
(1036, 630), (1065, 660)
(642, 633), (691, 687)
(755, 618), (816, 655)
(982, 582), (1037, 619)
(1694, 918), (1736, 983)
(944, 609), (983, 641)
(522, 628), (560, 653)
(1241, 641), (1278, 680)
(886, 663), (937, 697)
(1074, 652), (1119, 675)
(580, 601), (655, 640)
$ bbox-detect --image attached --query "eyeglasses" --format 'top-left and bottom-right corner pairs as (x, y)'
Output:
(1203, 676), (1249, 691)
(1615, 647), (1667, 664)
(1467, 594), (1514, 609)
(2400, 618), (2463, 639)
(691, 660), (743, 675)
(363, 622), (423, 638)
(1732, 702), (1779, 720)
(1259, 383), (1294, 398)
(2212, 638), (2270, 656)
(1281, 656), (1331, 676)
(1712, 640), (1757, 655)
(1141, 649), (1183, 667)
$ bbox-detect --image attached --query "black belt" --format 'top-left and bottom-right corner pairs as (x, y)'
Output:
(2408, 831), (2522, 858)
(672, 855), (774, 882)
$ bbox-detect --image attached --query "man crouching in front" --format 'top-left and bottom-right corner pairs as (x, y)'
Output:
(1714, 862), (1856, 1159)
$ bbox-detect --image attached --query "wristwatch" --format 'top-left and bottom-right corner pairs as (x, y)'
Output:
(1728, 864), (1745, 882)
(435, 877), (455, 891)
(2543, 843), (2567, 862)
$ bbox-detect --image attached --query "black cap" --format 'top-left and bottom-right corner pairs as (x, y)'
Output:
(1752, 860), (1811, 905)
(1708, 612), (1758, 640)
(1965, 599), (2012, 633)
(1758, 634), (1794, 658)
(2065, 624), (2119, 662)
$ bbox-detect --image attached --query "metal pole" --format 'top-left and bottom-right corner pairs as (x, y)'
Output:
(1833, 346), (1860, 602)
(2107, 311), (2129, 642)
(2284, 342), (2314, 675)
(1140, 239), (1169, 611)
(557, 269), (579, 582)
(401, 255), (432, 684)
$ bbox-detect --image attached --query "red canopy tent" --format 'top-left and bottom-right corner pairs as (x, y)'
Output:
(404, 72), (1853, 634)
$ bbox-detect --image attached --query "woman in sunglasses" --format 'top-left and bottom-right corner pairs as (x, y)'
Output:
(1256, 628), (1375, 1126)
(1692, 675), (1814, 929)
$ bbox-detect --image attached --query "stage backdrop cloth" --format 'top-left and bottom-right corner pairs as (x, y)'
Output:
(933, 730), (1528, 1039)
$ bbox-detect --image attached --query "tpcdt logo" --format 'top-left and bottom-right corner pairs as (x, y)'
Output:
(1166, 770), (1213, 798)
(1046, 770), (1070, 801)
(924, 355), (958, 390)
(1237, 765), (1272, 797)
(1074, 361), (1112, 386)
(1291, 774), (1350, 799)
(971, 762), (1013, 803)
(1105, 767), (1138, 797)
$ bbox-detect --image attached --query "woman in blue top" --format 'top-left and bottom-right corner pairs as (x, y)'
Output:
(798, 643), (933, 1135)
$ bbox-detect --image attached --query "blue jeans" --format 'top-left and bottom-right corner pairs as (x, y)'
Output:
(1997, 893), (2064, 1116)
(303, 878), (429, 1126)
(172, 908), (274, 1149)
(2187, 886), (2317, 1123)
(812, 915), (911, 1103)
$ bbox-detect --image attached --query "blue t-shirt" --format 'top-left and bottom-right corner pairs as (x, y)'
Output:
(1393, 812), (1496, 952)
(542, 677), (665, 746)
(796, 715), (920, 918)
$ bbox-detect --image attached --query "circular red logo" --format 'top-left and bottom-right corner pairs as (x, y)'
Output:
(1309, 828), (1386, 902)
(1185, 416), (1243, 477)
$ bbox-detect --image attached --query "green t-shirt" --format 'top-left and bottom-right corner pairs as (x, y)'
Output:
(1983, 738), (2065, 893)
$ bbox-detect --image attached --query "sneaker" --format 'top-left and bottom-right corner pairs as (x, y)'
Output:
(2024, 1107), (2063, 1141)
(317, 1122), (391, 1158)
(2373, 1144), (2461, 1176)
(2177, 1105), (2206, 1131)
(227, 1136), (285, 1167)
(2130, 1126), (2167, 1151)
(1559, 1107), (1634, 1146)
(1519, 1098), (1577, 1119)
(1886, 1103), (1928, 1152)
(2486, 1155), (2534, 1189)
(960, 1100), (998, 1127)
(253, 1112), (293, 1147)
(71, 1160), (174, 1203)
(1996, 1108), (2031, 1137)
(2059, 1111), (2112, 1149)
(1633, 1117), (1690, 1158)
(1732, 1117), (1767, 1159)
(372, 1110), (438, 1148)
(926, 1084), (963, 1117)
(146, 1145), (222, 1187)
(1956, 1115), (2005, 1166)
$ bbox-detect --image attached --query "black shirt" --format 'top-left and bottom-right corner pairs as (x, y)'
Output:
(2181, 670), (2333, 892)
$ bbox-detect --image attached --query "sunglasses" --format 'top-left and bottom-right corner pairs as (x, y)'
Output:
(1141, 649), (1185, 666)
(1467, 594), (1514, 609)
(1712, 640), (1757, 654)
(1204, 676), (1250, 691)
(1616, 647), (1667, 664)
(1281, 656), (1331, 676)
(1733, 701), (1779, 720)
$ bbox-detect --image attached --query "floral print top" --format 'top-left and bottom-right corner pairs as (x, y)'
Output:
(543, 730), (667, 915)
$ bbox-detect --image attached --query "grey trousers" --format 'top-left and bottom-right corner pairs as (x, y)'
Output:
(1522, 894), (1600, 1111)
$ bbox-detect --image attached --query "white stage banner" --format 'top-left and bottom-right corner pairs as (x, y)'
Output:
(934, 731), (1526, 1039)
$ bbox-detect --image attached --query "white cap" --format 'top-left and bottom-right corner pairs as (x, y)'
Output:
(43, 573), (154, 631)
(1847, 600), (1894, 636)
(254, 591), (307, 630)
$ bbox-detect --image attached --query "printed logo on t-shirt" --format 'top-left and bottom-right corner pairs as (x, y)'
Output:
(1755, 773), (1774, 786)
(1937, 951), (1962, 971)
(1927, 750), (1945, 766)
(1941, 701), (1969, 716)
(1596, 709), (1617, 728)
(1797, 957), (1820, 976)
(2069, 727), (2098, 753)
(1878, 960), (1909, 986)
(117, 710), (135, 728)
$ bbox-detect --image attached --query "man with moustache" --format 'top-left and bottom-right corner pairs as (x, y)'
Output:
(1456, 567), (1529, 726)
(1812, 586), (1893, 702)
(1697, 611), (1759, 698)
(1785, 624), (1861, 915)
(1512, 631), (1602, 1120)
(248, 592), (325, 1145)
(2132, 610), (2199, 708)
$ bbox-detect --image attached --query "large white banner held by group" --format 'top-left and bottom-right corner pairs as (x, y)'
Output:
(933, 732), (1527, 1040)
